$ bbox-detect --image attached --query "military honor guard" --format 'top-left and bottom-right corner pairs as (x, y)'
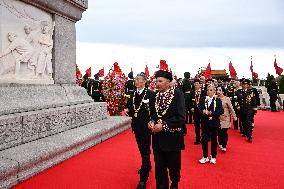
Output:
(125, 72), (155, 189)
(198, 85), (223, 164)
(248, 80), (260, 127)
(81, 73), (92, 96)
(148, 69), (186, 189)
(90, 73), (104, 102)
(125, 71), (135, 96)
(236, 79), (257, 143)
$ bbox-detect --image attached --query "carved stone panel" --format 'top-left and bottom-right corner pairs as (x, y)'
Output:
(1, 102), (108, 151)
(0, 0), (54, 84)
(0, 114), (22, 150)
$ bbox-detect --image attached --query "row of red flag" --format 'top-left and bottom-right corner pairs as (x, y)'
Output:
(77, 58), (283, 80)
(203, 58), (283, 79)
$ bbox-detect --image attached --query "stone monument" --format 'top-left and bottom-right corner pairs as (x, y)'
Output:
(0, 1), (131, 188)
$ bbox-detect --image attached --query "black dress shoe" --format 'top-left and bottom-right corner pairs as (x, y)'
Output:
(248, 138), (253, 143)
(194, 141), (201, 145)
(136, 181), (146, 189)
(170, 185), (178, 189)
(242, 134), (246, 137)
(138, 166), (152, 174)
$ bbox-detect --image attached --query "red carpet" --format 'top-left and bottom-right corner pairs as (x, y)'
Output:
(13, 111), (284, 189)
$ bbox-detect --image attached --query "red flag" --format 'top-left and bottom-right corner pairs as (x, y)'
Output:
(229, 61), (237, 79)
(85, 67), (91, 77)
(160, 60), (168, 71)
(204, 63), (212, 79)
(113, 62), (121, 72)
(274, 58), (283, 76)
(145, 65), (149, 78)
(76, 64), (82, 78)
(250, 60), (258, 78)
(98, 68), (104, 77)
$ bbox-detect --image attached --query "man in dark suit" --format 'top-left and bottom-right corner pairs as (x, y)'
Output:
(198, 85), (223, 164)
(190, 79), (207, 145)
(148, 70), (186, 189)
(181, 72), (193, 124)
(125, 72), (155, 189)
(237, 79), (257, 143)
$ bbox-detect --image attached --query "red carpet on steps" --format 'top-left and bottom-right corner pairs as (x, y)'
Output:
(13, 111), (284, 189)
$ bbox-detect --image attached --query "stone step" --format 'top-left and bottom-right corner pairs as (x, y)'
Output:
(0, 116), (131, 189)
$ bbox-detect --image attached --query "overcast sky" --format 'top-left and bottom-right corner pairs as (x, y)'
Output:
(77, 0), (284, 48)
(76, 0), (284, 78)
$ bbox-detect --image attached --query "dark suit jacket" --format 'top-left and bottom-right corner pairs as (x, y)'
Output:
(198, 96), (224, 128)
(189, 89), (207, 111)
(252, 88), (260, 106)
(151, 88), (186, 151)
(127, 88), (155, 135)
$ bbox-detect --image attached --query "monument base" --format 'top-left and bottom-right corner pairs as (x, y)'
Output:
(0, 116), (131, 189)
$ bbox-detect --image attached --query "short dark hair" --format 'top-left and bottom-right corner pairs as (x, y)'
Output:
(217, 85), (226, 95)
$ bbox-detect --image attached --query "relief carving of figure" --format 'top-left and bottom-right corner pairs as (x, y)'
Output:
(0, 32), (36, 77)
(36, 21), (53, 79)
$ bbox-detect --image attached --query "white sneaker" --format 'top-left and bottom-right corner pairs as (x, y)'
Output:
(222, 147), (227, 152)
(218, 145), (222, 149)
(210, 157), (217, 164)
(199, 157), (209, 164)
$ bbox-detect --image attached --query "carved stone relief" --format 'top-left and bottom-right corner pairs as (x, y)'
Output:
(0, 103), (108, 151)
(0, 0), (54, 84)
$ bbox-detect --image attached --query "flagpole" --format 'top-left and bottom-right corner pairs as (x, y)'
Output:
(251, 56), (253, 81)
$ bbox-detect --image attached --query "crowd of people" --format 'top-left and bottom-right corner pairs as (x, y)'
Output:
(123, 69), (263, 189)
(80, 68), (281, 189)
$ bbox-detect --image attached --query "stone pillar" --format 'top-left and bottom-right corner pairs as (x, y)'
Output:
(53, 15), (76, 84)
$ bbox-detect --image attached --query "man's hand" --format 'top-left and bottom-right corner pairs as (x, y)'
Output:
(152, 123), (163, 133)
(124, 108), (129, 116)
(208, 111), (212, 116)
(148, 121), (155, 130)
(191, 108), (194, 112)
(203, 110), (209, 115)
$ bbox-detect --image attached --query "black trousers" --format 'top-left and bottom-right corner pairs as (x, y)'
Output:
(153, 149), (181, 189)
(218, 128), (228, 148)
(193, 111), (201, 142)
(184, 94), (192, 124)
(186, 111), (193, 124)
(233, 110), (240, 130)
(270, 96), (277, 111)
(134, 130), (151, 182)
(201, 126), (218, 158)
(240, 111), (253, 139)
